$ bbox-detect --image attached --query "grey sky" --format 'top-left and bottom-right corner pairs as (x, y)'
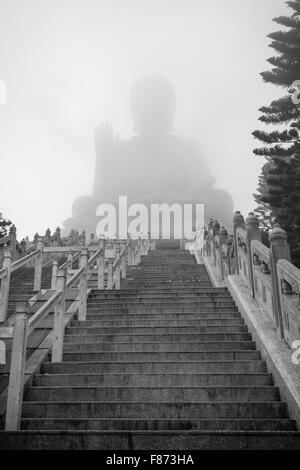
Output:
(0, 0), (289, 238)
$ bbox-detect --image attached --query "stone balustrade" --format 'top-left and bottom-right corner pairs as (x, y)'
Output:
(0, 231), (153, 430)
(201, 211), (300, 349)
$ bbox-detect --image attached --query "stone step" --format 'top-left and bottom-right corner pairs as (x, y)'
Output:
(90, 288), (228, 295)
(86, 307), (239, 314)
(21, 401), (289, 419)
(25, 386), (279, 402)
(41, 360), (267, 374)
(33, 372), (274, 387)
(20, 418), (296, 432)
(85, 312), (242, 320)
(71, 319), (245, 328)
(120, 284), (213, 289)
(123, 280), (211, 283)
(89, 292), (232, 299)
(86, 299), (235, 307)
(2, 430), (300, 450)
(65, 325), (248, 335)
(61, 350), (261, 362)
(62, 341), (255, 352)
(64, 333), (252, 343)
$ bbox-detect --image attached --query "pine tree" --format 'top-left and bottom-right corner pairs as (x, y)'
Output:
(253, 0), (300, 266)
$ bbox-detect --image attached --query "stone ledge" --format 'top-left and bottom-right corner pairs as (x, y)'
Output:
(1, 430), (300, 450)
(202, 257), (225, 287)
(226, 275), (300, 429)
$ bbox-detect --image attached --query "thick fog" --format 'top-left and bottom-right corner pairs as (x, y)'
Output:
(0, 0), (288, 239)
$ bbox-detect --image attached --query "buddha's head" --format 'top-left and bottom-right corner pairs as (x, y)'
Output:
(130, 75), (176, 136)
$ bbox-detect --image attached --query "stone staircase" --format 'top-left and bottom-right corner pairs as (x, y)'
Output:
(2, 246), (300, 449)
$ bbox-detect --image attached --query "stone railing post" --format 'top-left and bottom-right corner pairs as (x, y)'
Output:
(78, 248), (88, 321)
(52, 269), (66, 362)
(115, 265), (121, 289)
(107, 259), (113, 289)
(226, 235), (234, 274)
(212, 220), (220, 266)
(97, 250), (105, 289)
(20, 239), (27, 257)
(245, 212), (261, 297)
(219, 227), (228, 279)
(207, 219), (214, 257)
(233, 211), (245, 275)
(66, 251), (73, 282)
(269, 225), (291, 338)
(127, 243), (134, 266)
(5, 302), (28, 431)
(89, 233), (95, 245)
(33, 237), (43, 291)
(51, 260), (58, 289)
(9, 225), (17, 261)
(0, 248), (12, 322)
(45, 228), (51, 247)
(121, 251), (127, 279)
(136, 239), (142, 264)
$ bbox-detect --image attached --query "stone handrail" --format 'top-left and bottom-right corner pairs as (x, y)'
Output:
(201, 211), (300, 349)
(277, 259), (300, 347)
(0, 241), (44, 323)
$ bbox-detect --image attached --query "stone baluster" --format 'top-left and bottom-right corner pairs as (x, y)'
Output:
(89, 233), (95, 245)
(226, 234), (234, 274)
(5, 302), (28, 431)
(219, 227), (228, 280)
(81, 230), (86, 246)
(52, 269), (66, 362)
(233, 211), (245, 275)
(115, 264), (121, 289)
(51, 260), (58, 289)
(107, 259), (113, 289)
(97, 241), (105, 289)
(66, 251), (73, 282)
(121, 250), (127, 279)
(78, 248), (88, 321)
(212, 220), (220, 267)
(0, 248), (12, 322)
(207, 219), (214, 256)
(25, 236), (30, 250)
(269, 225), (291, 338)
(20, 239), (27, 256)
(9, 225), (17, 261)
(33, 238), (43, 291)
(33, 233), (39, 246)
(54, 227), (61, 247)
(45, 228), (51, 247)
(245, 212), (262, 297)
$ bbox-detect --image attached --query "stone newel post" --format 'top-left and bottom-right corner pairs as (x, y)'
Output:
(233, 211), (245, 275)
(212, 220), (220, 267)
(219, 227), (228, 280)
(245, 212), (261, 297)
(269, 224), (291, 338)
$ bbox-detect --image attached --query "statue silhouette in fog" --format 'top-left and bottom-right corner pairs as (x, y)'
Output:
(63, 75), (233, 236)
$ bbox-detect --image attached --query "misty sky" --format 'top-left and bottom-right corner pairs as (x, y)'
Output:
(0, 0), (289, 239)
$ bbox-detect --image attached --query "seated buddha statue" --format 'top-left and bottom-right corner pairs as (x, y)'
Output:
(63, 75), (233, 238)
